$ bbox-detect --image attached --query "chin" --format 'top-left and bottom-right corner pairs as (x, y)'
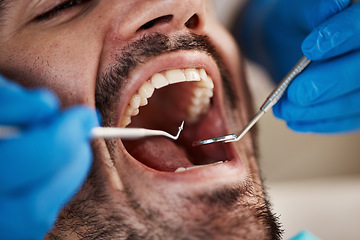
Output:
(46, 33), (282, 240)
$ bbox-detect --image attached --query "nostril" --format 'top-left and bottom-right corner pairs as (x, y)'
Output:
(185, 14), (199, 29)
(138, 15), (174, 31)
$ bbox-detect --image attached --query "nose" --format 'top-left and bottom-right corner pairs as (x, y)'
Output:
(110, 0), (206, 40)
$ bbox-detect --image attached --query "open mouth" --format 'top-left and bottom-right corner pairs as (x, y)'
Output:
(118, 58), (239, 174)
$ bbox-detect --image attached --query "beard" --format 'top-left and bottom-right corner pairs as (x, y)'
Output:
(46, 33), (282, 240)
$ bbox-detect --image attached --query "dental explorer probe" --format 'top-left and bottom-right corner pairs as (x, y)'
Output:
(91, 121), (184, 140)
(0, 121), (184, 141)
(193, 56), (311, 146)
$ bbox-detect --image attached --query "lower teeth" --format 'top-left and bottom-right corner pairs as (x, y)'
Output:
(174, 160), (227, 173)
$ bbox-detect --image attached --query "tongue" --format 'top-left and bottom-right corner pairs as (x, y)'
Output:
(124, 137), (194, 172)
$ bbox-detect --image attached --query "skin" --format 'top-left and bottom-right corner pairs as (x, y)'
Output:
(0, 0), (282, 239)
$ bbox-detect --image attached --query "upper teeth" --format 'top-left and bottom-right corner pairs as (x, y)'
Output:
(121, 68), (214, 127)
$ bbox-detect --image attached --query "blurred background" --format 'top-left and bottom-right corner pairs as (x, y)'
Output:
(212, 0), (360, 239)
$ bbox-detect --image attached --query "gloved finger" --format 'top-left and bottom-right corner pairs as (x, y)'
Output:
(0, 106), (98, 193)
(287, 51), (360, 106)
(250, 0), (351, 81)
(289, 231), (321, 240)
(0, 77), (59, 126)
(286, 113), (360, 133)
(273, 89), (360, 122)
(302, 2), (360, 60)
(0, 143), (92, 240)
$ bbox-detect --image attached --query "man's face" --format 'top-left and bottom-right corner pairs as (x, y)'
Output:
(0, 0), (281, 239)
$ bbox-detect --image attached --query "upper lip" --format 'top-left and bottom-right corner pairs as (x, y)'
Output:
(110, 50), (246, 188)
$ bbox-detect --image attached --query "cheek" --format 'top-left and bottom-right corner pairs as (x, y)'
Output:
(204, 20), (250, 107)
(0, 38), (101, 108)
(204, 19), (255, 141)
(205, 20), (243, 81)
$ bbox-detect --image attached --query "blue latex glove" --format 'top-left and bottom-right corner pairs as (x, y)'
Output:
(236, 0), (360, 133)
(289, 231), (321, 240)
(0, 76), (98, 239)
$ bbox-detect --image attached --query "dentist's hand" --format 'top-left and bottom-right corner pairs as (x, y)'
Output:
(236, 0), (360, 133)
(0, 76), (98, 239)
(289, 231), (320, 240)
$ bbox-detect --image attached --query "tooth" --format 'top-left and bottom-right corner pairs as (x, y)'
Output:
(199, 69), (207, 80)
(140, 97), (148, 106)
(187, 161), (224, 170)
(151, 73), (169, 89)
(187, 105), (203, 123)
(185, 68), (201, 82)
(174, 161), (226, 173)
(212, 161), (225, 165)
(206, 76), (215, 89)
(191, 97), (202, 106)
(166, 69), (186, 84)
(199, 75), (214, 89)
(184, 165), (203, 171)
(199, 69), (208, 80)
(130, 94), (141, 109)
(125, 106), (139, 117)
(121, 116), (131, 127)
(175, 167), (186, 173)
(192, 105), (203, 115)
(125, 106), (134, 116)
(193, 88), (205, 98)
(199, 69), (214, 89)
(139, 81), (154, 99)
(204, 89), (214, 98)
(131, 108), (139, 116)
(201, 97), (211, 106)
